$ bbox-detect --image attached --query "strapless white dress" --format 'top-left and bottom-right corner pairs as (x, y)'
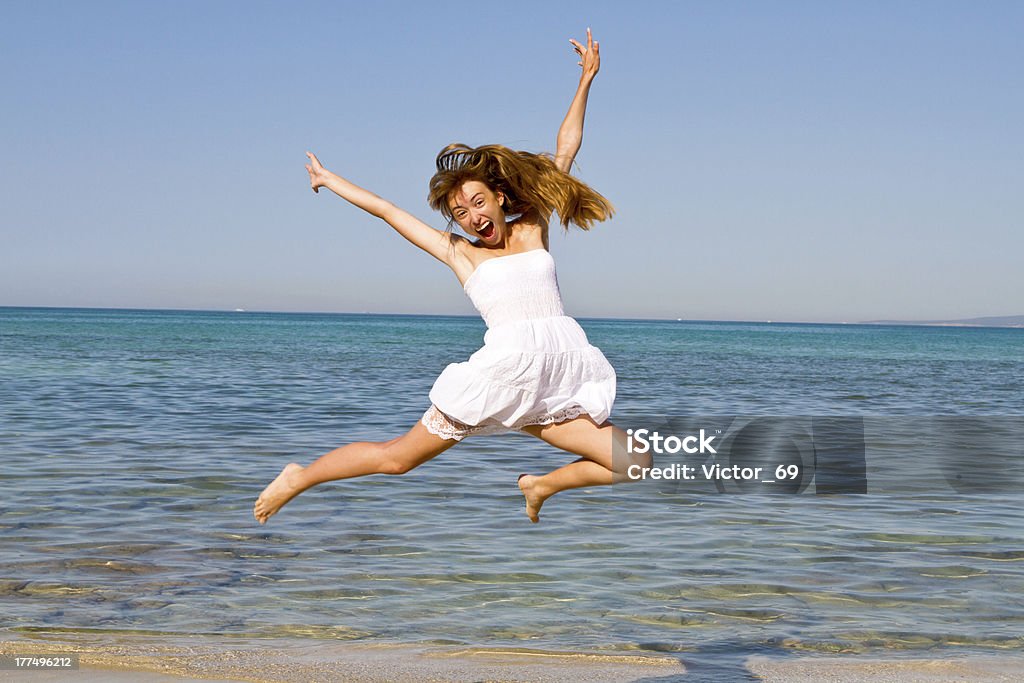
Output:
(422, 248), (616, 440)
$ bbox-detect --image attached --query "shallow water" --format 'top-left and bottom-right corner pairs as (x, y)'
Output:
(2, 307), (1023, 673)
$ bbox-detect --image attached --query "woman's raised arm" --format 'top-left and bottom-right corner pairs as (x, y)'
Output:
(305, 152), (456, 265)
(554, 28), (601, 174)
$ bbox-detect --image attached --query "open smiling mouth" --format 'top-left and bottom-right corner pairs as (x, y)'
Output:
(477, 221), (495, 240)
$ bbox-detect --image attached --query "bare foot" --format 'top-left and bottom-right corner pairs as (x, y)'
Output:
(517, 474), (549, 524)
(254, 463), (305, 524)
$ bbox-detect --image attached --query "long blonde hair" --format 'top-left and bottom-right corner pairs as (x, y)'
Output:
(428, 143), (614, 230)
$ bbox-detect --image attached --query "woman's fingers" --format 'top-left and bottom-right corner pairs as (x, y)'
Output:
(306, 151), (324, 193)
(570, 30), (598, 60)
(569, 30), (599, 75)
(305, 160), (320, 193)
(306, 151), (324, 169)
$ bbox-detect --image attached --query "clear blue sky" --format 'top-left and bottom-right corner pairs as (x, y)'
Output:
(2, 1), (1021, 322)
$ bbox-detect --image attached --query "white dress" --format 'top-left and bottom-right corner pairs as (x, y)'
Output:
(421, 248), (616, 440)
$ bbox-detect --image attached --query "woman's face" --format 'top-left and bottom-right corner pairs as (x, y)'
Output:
(449, 181), (506, 247)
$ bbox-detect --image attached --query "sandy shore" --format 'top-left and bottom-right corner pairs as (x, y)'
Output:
(747, 654), (1024, 682)
(4, 635), (1024, 682)
(1, 636), (682, 682)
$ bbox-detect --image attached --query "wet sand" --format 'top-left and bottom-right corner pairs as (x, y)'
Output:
(1, 636), (683, 682)
(5, 635), (1024, 681)
(747, 655), (1024, 682)
(6, 634), (1024, 683)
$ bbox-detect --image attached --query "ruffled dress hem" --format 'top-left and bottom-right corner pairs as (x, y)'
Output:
(421, 404), (592, 442)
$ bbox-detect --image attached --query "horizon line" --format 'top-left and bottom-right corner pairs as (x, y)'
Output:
(2, 305), (1022, 329)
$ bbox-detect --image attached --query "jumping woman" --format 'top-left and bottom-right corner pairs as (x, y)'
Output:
(255, 29), (636, 525)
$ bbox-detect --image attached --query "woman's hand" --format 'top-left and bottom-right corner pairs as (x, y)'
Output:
(305, 151), (330, 194)
(570, 28), (600, 82)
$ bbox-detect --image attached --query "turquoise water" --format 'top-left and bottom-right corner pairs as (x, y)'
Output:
(2, 307), (1023, 672)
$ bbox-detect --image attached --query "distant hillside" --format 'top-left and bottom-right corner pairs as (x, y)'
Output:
(862, 315), (1024, 328)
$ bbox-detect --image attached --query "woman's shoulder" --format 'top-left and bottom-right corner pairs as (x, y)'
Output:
(509, 212), (549, 245)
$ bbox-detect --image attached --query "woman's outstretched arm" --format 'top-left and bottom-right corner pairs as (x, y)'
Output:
(554, 28), (601, 174)
(305, 152), (456, 265)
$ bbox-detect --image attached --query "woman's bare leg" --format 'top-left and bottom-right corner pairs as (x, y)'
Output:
(518, 416), (643, 523)
(254, 421), (457, 524)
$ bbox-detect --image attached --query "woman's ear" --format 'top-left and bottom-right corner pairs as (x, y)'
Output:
(498, 193), (505, 207)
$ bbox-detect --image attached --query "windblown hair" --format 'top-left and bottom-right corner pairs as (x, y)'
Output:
(428, 143), (614, 230)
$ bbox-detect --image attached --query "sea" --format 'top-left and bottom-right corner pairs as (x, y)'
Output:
(2, 306), (1023, 677)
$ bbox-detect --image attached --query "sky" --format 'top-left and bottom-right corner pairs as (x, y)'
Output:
(2, 1), (1021, 322)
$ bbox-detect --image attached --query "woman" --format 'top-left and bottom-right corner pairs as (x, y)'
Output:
(255, 29), (638, 525)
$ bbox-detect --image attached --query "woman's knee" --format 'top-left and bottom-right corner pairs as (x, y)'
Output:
(618, 449), (653, 475)
(378, 442), (417, 475)
(377, 428), (451, 475)
(380, 459), (416, 475)
(350, 439), (410, 475)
